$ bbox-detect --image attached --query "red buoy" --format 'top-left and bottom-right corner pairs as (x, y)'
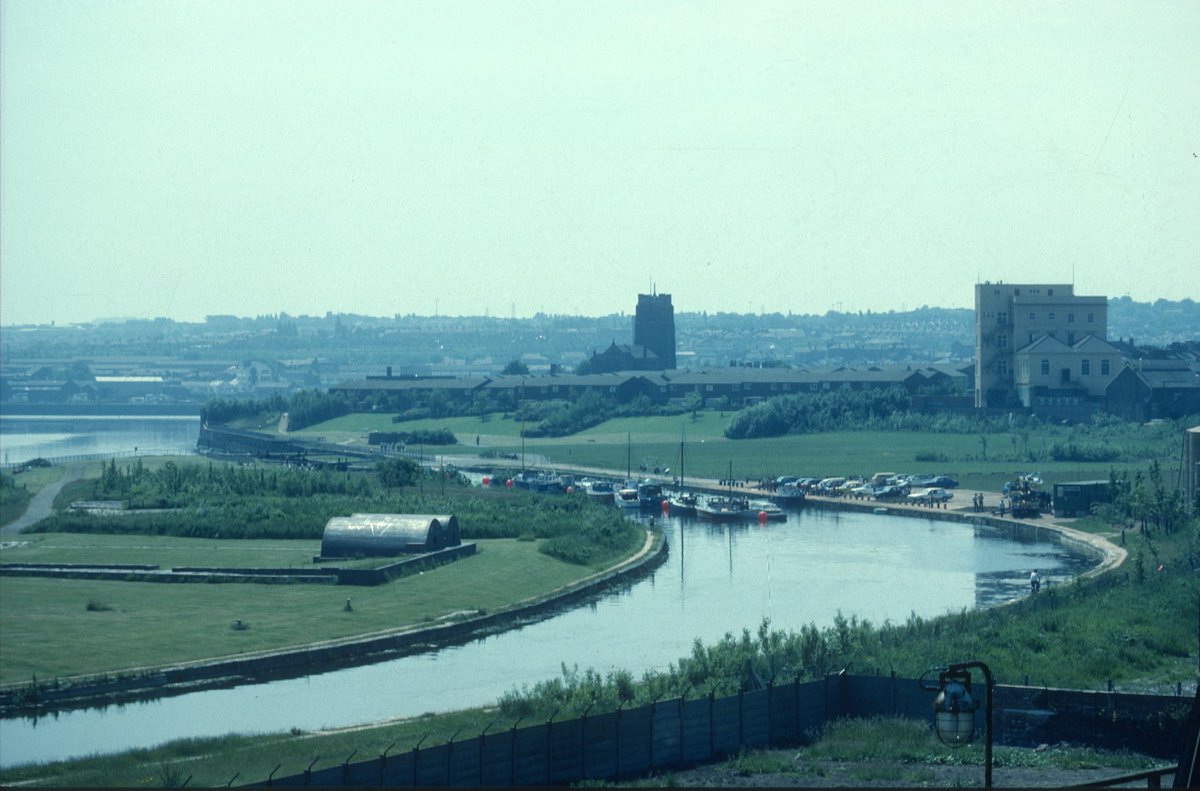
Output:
(757, 510), (767, 524)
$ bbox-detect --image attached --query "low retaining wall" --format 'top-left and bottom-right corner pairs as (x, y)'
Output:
(0, 530), (667, 715)
(0, 546), (477, 587)
(328, 544), (477, 585)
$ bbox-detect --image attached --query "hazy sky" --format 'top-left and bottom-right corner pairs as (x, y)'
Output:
(2, 1), (1197, 326)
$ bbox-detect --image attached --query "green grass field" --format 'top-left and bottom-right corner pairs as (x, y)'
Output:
(292, 412), (1176, 491)
(0, 535), (628, 685)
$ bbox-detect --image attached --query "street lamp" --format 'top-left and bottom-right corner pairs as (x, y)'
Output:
(923, 660), (994, 787)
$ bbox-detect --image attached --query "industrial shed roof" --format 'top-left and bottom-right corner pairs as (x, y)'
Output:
(320, 513), (460, 558)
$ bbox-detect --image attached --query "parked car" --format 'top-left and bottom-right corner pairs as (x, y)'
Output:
(873, 484), (908, 500)
(850, 484), (883, 499)
(908, 487), (953, 503)
(930, 475), (959, 488)
(816, 477), (846, 494)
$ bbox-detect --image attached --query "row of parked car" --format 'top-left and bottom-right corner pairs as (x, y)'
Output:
(773, 473), (959, 503)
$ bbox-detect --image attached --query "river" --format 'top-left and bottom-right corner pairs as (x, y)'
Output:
(0, 412), (200, 466)
(0, 416), (1093, 768)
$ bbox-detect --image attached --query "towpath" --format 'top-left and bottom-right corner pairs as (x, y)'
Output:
(1, 464), (83, 536)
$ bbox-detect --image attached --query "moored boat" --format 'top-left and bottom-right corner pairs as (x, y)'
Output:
(615, 485), (641, 509)
(696, 495), (783, 522)
(636, 480), (666, 510)
(667, 491), (699, 516)
(695, 495), (753, 521)
(772, 483), (807, 507)
(583, 479), (616, 504)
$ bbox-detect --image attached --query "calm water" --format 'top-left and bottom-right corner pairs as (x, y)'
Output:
(0, 502), (1092, 768)
(0, 414), (200, 465)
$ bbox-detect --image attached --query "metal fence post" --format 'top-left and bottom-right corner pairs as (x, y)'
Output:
(510, 717), (523, 787)
(478, 722), (494, 787)
(708, 690), (715, 760)
(411, 734), (426, 788)
(341, 750), (356, 785)
(546, 708), (560, 784)
(303, 756), (318, 786)
(379, 741), (395, 787)
(446, 728), (462, 786)
(581, 700), (594, 780)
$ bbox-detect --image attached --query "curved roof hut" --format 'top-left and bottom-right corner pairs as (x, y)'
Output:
(320, 514), (460, 558)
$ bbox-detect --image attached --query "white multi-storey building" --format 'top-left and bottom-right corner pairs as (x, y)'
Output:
(974, 283), (1114, 410)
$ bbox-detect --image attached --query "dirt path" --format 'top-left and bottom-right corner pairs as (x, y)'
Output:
(1, 464), (83, 536)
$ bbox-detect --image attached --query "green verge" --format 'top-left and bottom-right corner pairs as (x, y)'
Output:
(0, 536), (636, 684)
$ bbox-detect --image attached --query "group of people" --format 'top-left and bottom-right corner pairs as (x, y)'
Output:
(971, 492), (985, 511)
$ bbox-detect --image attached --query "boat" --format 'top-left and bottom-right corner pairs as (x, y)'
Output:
(695, 495), (754, 521)
(749, 499), (787, 521)
(772, 482), (807, 507)
(637, 480), (666, 509)
(614, 485), (641, 510)
(696, 495), (783, 522)
(667, 491), (699, 516)
(667, 422), (698, 516)
(583, 479), (616, 504)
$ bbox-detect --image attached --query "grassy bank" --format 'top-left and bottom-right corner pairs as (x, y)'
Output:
(0, 536), (637, 685)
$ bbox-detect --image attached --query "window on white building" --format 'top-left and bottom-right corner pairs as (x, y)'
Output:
(1101, 359), (1110, 376)
(1041, 359), (1050, 376)
(1082, 359), (1091, 376)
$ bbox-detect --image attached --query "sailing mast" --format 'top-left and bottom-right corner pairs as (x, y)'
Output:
(679, 423), (686, 491)
(626, 432), (631, 480)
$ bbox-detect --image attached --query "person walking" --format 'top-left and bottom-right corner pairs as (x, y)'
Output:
(1030, 569), (1041, 594)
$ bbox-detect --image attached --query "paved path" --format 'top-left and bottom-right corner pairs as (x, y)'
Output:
(1, 464), (83, 536)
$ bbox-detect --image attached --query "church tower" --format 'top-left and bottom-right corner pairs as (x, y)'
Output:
(633, 290), (676, 370)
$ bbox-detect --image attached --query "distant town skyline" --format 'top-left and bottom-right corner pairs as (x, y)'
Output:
(2, 1), (1198, 327)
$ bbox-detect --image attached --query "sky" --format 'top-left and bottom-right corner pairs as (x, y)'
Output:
(1, 1), (1197, 327)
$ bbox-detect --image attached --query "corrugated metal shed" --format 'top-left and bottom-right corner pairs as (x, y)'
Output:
(320, 513), (460, 558)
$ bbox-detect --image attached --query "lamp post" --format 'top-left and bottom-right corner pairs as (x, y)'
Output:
(925, 660), (994, 788)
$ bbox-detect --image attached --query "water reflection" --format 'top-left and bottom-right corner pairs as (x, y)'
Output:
(0, 505), (1094, 767)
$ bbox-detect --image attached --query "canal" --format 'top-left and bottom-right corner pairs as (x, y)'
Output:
(0, 503), (1093, 768)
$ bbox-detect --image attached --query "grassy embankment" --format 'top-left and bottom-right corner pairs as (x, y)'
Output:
(0, 536), (611, 684)
(0, 455), (648, 685)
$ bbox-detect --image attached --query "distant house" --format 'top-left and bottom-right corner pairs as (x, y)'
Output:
(320, 514), (461, 558)
(1106, 360), (1200, 422)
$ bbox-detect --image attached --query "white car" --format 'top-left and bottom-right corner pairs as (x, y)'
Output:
(907, 487), (953, 503)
